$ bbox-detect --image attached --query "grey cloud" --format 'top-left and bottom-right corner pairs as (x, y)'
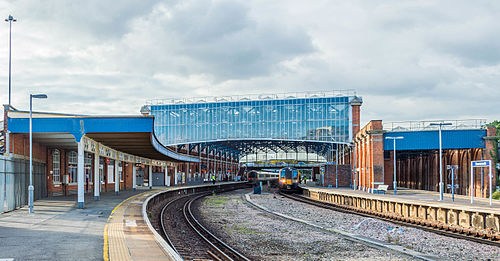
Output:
(0, 0), (498, 124)
(116, 0), (315, 80)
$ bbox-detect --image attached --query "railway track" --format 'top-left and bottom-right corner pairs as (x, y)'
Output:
(160, 192), (251, 261)
(280, 192), (500, 248)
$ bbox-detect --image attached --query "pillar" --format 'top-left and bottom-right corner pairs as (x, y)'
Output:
(114, 159), (119, 195)
(132, 162), (137, 191)
(149, 165), (152, 189)
(174, 166), (178, 185)
(77, 141), (85, 209)
(165, 166), (169, 186)
(94, 144), (100, 200)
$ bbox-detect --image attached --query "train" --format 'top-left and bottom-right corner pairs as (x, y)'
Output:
(278, 167), (301, 192)
(247, 170), (279, 184)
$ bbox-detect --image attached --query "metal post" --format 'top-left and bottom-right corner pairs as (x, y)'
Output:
(451, 167), (455, 202)
(385, 136), (403, 195)
(5, 15), (17, 105)
(489, 165), (492, 206)
(94, 144), (100, 200)
(393, 139), (397, 195)
(429, 122), (452, 200)
(28, 96), (33, 213)
(335, 148), (338, 188)
(438, 125), (443, 201)
(470, 162), (474, 204)
(28, 94), (47, 212)
(8, 19), (11, 104)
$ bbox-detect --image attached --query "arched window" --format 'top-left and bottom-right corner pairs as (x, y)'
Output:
(52, 149), (60, 183)
(68, 151), (77, 183)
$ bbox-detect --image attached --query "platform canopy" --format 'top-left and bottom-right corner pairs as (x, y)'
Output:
(383, 129), (487, 151)
(7, 110), (199, 163)
(177, 138), (350, 159)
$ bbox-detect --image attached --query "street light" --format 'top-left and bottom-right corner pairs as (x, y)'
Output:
(29, 93), (47, 213)
(430, 122), (452, 201)
(5, 15), (17, 105)
(386, 136), (404, 195)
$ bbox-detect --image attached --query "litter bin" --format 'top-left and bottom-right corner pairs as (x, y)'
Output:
(253, 184), (261, 194)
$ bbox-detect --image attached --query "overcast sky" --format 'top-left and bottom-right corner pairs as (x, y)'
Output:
(0, 0), (499, 126)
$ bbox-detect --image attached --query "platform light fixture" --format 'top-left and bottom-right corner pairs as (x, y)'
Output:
(29, 93), (48, 213)
(429, 122), (452, 201)
(385, 136), (404, 195)
(5, 15), (17, 105)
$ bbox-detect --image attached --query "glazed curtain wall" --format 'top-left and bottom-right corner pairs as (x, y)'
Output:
(150, 97), (351, 145)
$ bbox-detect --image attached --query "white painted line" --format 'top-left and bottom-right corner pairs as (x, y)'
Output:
(0, 258), (14, 261)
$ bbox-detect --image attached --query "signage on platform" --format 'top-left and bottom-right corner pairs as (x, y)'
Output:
(472, 160), (491, 167)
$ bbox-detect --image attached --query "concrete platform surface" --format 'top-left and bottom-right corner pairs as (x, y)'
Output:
(303, 183), (500, 214)
(0, 188), (150, 261)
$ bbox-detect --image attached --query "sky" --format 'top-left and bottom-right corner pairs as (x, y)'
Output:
(0, 0), (499, 126)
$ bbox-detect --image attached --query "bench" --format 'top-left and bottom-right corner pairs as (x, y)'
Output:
(373, 184), (389, 194)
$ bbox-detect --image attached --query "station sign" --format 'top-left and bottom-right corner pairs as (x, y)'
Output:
(472, 160), (491, 167)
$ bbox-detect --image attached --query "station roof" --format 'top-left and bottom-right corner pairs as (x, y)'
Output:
(182, 138), (350, 157)
(7, 110), (199, 163)
(383, 129), (487, 151)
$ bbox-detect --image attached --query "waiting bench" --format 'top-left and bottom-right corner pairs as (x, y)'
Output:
(373, 184), (389, 194)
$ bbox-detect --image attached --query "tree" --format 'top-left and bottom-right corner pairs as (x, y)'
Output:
(487, 120), (500, 136)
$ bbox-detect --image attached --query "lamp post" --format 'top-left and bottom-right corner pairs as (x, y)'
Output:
(29, 93), (48, 213)
(430, 122), (452, 201)
(5, 15), (17, 105)
(385, 136), (404, 195)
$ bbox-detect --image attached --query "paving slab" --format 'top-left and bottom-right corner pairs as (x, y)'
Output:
(0, 188), (148, 261)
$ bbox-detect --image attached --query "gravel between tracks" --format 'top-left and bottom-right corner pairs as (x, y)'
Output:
(198, 189), (410, 260)
(249, 192), (500, 260)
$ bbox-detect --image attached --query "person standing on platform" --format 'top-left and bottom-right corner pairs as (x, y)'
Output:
(212, 175), (216, 184)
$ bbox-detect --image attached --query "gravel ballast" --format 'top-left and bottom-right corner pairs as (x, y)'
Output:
(248, 192), (500, 260)
(198, 190), (411, 260)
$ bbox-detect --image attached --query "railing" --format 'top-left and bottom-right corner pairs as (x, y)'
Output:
(383, 119), (487, 132)
(146, 90), (358, 105)
(242, 162), (325, 168)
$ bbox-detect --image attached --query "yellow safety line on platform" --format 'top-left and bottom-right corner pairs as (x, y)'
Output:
(103, 191), (151, 261)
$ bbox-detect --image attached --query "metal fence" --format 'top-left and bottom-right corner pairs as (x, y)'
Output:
(0, 155), (46, 213)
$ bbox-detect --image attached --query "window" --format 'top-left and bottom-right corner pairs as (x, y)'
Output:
(85, 153), (93, 183)
(68, 151), (77, 183)
(107, 160), (115, 183)
(99, 158), (104, 184)
(52, 149), (60, 183)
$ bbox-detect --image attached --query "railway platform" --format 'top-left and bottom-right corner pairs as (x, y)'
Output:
(301, 183), (500, 238)
(303, 183), (500, 212)
(0, 182), (240, 261)
(0, 188), (146, 261)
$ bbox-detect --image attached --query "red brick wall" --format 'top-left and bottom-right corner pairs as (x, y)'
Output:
(354, 120), (385, 191)
(352, 105), (361, 135)
(323, 164), (351, 187)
